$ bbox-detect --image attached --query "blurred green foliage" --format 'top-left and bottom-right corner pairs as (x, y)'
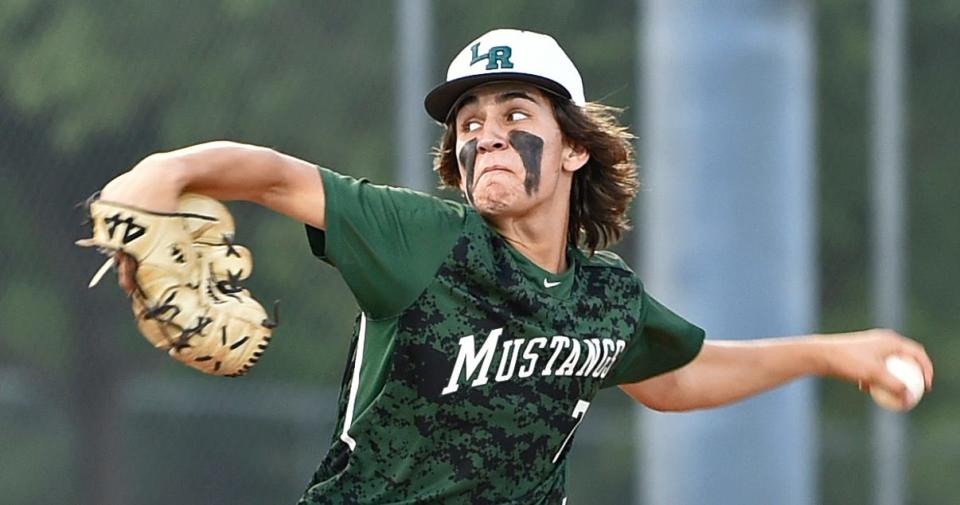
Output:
(817, 1), (960, 504)
(0, 1), (956, 504)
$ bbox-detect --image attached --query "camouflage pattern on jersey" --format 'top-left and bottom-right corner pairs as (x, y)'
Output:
(300, 211), (646, 504)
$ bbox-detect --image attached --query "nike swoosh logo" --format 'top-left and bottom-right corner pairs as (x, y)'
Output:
(543, 279), (561, 288)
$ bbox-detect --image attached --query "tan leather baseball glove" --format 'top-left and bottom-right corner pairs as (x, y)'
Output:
(77, 193), (276, 377)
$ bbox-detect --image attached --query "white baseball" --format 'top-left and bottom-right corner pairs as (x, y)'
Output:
(870, 355), (925, 412)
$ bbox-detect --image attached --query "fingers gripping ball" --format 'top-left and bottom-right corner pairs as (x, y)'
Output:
(77, 193), (276, 377)
(871, 355), (925, 412)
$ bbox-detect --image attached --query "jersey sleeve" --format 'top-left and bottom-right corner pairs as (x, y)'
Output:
(601, 290), (706, 388)
(305, 166), (466, 320)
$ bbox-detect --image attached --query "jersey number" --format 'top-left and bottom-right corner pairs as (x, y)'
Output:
(553, 399), (591, 463)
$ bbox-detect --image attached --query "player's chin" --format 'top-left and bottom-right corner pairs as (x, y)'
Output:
(471, 186), (522, 215)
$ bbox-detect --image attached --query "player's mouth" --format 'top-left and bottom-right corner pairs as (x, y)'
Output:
(477, 165), (513, 182)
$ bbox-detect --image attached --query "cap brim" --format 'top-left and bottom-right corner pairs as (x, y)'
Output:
(424, 73), (572, 123)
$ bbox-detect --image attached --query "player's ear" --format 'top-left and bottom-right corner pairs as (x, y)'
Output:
(562, 143), (590, 173)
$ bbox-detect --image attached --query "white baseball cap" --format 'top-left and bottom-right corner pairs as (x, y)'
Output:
(424, 29), (586, 122)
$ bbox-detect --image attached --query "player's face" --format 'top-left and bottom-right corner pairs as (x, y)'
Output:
(453, 82), (587, 218)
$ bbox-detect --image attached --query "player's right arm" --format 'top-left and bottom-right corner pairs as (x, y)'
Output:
(100, 140), (326, 229)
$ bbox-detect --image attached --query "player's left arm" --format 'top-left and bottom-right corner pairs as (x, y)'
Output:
(619, 329), (934, 412)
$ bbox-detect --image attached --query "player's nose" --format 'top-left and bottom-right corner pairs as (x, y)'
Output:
(477, 123), (509, 153)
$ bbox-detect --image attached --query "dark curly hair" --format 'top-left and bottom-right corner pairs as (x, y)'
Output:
(432, 97), (638, 254)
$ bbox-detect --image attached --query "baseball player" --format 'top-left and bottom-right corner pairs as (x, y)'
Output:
(97, 29), (933, 504)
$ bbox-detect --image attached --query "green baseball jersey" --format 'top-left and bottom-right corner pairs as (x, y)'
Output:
(298, 167), (704, 504)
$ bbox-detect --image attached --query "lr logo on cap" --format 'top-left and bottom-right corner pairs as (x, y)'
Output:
(470, 42), (514, 70)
